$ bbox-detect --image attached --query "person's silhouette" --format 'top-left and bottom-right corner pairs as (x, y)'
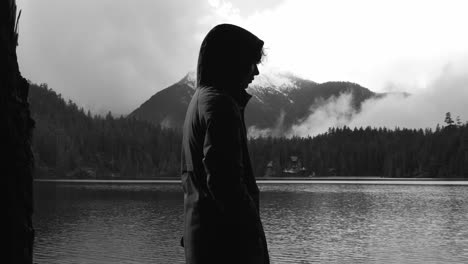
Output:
(180, 24), (270, 264)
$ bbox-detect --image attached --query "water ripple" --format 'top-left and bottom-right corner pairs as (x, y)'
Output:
(34, 182), (468, 263)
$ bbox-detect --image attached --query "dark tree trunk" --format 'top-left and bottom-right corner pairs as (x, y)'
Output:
(1, 0), (35, 263)
(465, 132), (468, 177)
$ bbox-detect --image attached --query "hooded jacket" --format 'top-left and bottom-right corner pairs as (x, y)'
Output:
(181, 24), (270, 264)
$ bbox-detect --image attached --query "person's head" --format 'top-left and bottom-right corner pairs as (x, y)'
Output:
(197, 24), (264, 91)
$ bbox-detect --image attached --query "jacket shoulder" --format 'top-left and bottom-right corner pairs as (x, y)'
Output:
(197, 87), (237, 118)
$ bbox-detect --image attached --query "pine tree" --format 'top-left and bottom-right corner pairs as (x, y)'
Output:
(445, 112), (455, 127)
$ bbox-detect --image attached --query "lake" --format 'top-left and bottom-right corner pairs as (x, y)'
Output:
(34, 181), (468, 263)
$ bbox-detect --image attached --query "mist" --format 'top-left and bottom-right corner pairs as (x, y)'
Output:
(288, 62), (468, 137)
(248, 110), (287, 138)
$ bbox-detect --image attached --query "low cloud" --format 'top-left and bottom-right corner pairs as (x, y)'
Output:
(350, 64), (468, 129)
(287, 93), (356, 137)
(288, 63), (468, 137)
(248, 109), (287, 138)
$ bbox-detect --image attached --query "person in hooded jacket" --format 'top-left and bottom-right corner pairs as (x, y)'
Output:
(180, 24), (270, 264)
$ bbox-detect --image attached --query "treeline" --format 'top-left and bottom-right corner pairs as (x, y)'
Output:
(29, 82), (468, 178)
(30, 83), (181, 178)
(248, 122), (468, 178)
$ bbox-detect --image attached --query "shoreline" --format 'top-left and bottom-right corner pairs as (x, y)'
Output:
(34, 177), (468, 185)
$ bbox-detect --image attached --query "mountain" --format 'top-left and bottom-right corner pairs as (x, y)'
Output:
(128, 73), (195, 129)
(129, 71), (378, 135)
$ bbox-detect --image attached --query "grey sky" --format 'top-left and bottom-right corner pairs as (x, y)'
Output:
(16, 0), (468, 117)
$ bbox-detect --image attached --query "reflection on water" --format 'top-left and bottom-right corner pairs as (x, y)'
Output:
(34, 182), (468, 264)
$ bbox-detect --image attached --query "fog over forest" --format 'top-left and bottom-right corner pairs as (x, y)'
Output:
(288, 63), (468, 137)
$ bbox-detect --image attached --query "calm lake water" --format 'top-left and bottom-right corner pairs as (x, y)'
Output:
(34, 182), (468, 264)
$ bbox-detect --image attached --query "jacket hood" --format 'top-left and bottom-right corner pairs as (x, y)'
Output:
(196, 24), (264, 90)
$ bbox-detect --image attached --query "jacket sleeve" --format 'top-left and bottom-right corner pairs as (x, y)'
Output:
(202, 97), (257, 221)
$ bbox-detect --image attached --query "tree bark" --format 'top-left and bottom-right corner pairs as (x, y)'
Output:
(1, 0), (35, 263)
(465, 132), (468, 177)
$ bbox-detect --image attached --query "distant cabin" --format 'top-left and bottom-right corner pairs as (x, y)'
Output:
(264, 156), (313, 177)
(283, 156), (307, 177)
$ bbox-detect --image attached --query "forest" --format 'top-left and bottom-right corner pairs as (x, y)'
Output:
(29, 82), (468, 179)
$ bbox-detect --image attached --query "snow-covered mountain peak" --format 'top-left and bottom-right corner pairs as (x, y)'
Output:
(250, 70), (299, 92)
(179, 72), (196, 89)
(179, 70), (306, 94)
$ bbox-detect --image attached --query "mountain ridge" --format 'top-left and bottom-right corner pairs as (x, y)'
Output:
(129, 71), (381, 135)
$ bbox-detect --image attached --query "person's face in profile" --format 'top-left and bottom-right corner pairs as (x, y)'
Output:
(239, 62), (260, 89)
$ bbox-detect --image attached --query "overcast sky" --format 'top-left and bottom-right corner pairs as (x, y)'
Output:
(16, 0), (468, 116)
